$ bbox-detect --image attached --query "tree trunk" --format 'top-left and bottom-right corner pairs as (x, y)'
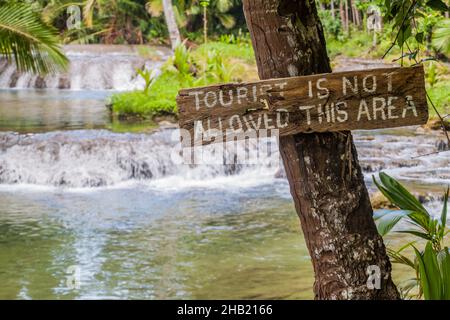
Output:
(203, 5), (208, 44)
(350, 0), (355, 24)
(243, 0), (400, 300)
(331, 0), (335, 19)
(352, 3), (361, 28)
(162, 0), (181, 49)
(339, 0), (347, 33)
(344, 0), (349, 33)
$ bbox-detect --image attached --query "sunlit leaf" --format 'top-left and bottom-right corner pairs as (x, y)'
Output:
(376, 213), (406, 236)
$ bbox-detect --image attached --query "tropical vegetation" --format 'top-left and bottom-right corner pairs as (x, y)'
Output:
(110, 38), (255, 119)
(374, 172), (449, 300)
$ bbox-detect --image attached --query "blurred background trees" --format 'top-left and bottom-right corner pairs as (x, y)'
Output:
(1, 0), (447, 60)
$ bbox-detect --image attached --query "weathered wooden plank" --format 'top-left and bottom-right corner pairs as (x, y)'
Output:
(176, 66), (428, 145)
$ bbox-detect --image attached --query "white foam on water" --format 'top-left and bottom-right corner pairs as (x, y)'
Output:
(0, 128), (448, 197)
(144, 168), (279, 192)
(0, 129), (281, 190)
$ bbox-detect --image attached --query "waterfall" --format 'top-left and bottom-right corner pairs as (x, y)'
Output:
(0, 129), (281, 188)
(0, 128), (448, 189)
(0, 45), (171, 90)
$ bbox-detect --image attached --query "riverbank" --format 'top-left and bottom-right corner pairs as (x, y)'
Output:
(109, 39), (449, 128)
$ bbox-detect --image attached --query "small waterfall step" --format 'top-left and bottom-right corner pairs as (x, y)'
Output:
(0, 45), (171, 90)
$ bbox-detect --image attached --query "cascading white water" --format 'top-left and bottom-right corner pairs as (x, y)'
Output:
(0, 129), (281, 188)
(0, 45), (171, 90)
(0, 128), (448, 189)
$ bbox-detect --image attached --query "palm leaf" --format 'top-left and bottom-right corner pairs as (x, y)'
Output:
(396, 230), (433, 241)
(437, 247), (450, 300)
(387, 246), (416, 269)
(376, 214), (404, 237)
(432, 19), (450, 55)
(376, 172), (429, 215)
(423, 241), (442, 299)
(0, 3), (68, 74)
(373, 173), (432, 233)
(414, 245), (432, 299)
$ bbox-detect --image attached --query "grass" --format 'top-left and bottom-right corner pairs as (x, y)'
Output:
(193, 42), (256, 64)
(110, 72), (191, 118)
(326, 29), (402, 61)
(427, 79), (450, 118)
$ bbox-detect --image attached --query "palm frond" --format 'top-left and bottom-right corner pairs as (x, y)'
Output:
(432, 19), (450, 55)
(0, 3), (68, 75)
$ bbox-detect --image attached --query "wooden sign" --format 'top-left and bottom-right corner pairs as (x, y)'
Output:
(177, 66), (428, 145)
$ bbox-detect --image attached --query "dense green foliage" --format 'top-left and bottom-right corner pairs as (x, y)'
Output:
(374, 172), (449, 299)
(382, 0), (449, 55)
(110, 38), (255, 118)
(6, 0), (247, 45)
(110, 72), (190, 117)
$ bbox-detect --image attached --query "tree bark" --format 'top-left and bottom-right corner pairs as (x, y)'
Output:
(162, 0), (181, 49)
(339, 0), (347, 33)
(331, 0), (335, 19)
(344, 0), (350, 33)
(203, 5), (208, 44)
(350, 0), (356, 24)
(243, 0), (400, 300)
(352, 2), (361, 28)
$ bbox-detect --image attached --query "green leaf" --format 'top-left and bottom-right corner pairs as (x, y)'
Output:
(373, 173), (432, 233)
(0, 3), (68, 74)
(373, 209), (410, 221)
(407, 211), (433, 233)
(425, 242), (443, 299)
(387, 247), (416, 269)
(374, 173), (427, 213)
(437, 248), (450, 299)
(397, 24), (412, 47)
(376, 213), (406, 236)
(397, 230), (433, 241)
(414, 245), (432, 299)
(415, 32), (424, 44)
(432, 19), (450, 55)
(426, 0), (449, 11)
